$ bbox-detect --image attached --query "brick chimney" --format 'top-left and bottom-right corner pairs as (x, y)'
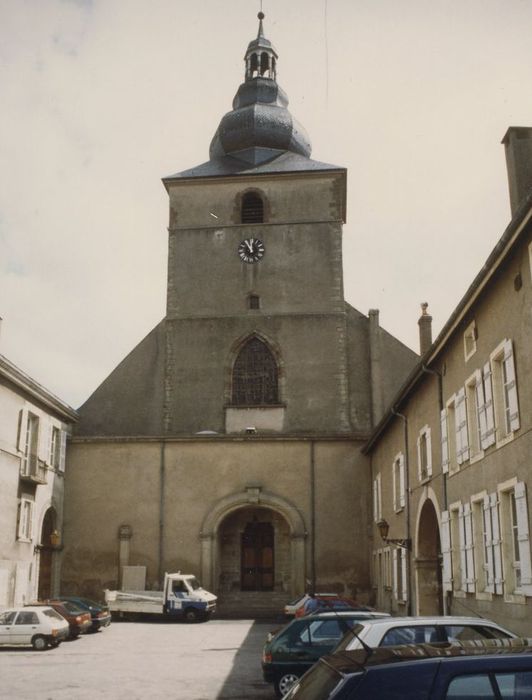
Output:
(418, 303), (432, 356)
(502, 127), (532, 216)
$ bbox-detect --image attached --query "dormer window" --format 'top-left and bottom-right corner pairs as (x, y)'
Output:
(241, 192), (264, 223)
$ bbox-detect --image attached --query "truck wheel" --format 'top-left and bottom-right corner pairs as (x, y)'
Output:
(275, 672), (300, 698)
(183, 608), (198, 623)
(31, 635), (48, 651)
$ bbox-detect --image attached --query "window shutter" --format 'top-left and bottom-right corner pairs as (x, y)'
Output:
(514, 482), (532, 595)
(440, 409), (449, 473)
(482, 363), (496, 448)
(400, 549), (408, 602)
(17, 407), (28, 453)
(483, 495), (495, 594)
(464, 503), (476, 592)
(503, 340), (520, 432)
(475, 370), (487, 448)
(392, 461), (397, 511)
(490, 493), (504, 594)
(399, 455), (405, 508)
(426, 428), (432, 476)
(416, 434), (421, 481)
(373, 479), (377, 522)
(441, 511), (452, 592)
(59, 430), (67, 472)
(458, 505), (467, 592)
(455, 389), (469, 464)
(392, 549), (398, 598)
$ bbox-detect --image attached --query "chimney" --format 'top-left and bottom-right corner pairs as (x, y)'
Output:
(502, 127), (532, 216)
(418, 303), (432, 356)
(368, 309), (384, 425)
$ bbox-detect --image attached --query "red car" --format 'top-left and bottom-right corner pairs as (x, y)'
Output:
(44, 600), (92, 638)
(295, 595), (371, 617)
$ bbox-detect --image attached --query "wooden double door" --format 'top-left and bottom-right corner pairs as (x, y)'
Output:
(241, 521), (274, 591)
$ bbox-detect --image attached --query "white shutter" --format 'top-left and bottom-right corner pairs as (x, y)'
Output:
(441, 511), (452, 592)
(426, 428), (432, 476)
(400, 549), (408, 602)
(490, 493), (504, 594)
(399, 455), (405, 508)
(392, 461), (397, 511)
(464, 503), (475, 592)
(17, 407), (28, 452)
(59, 430), (67, 472)
(458, 505), (467, 592)
(455, 389), (469, 464)
(373, 479), (378, 522)
(441, 409), (449, 473)
(417, 434), (422, 481)
(474, 370), (487, 449)
(503, 340), (520, 432)
(483, 495), (495, 594)
(514, 482), (532, 595)
(482, 363), (496, 448)
(392, 549), (398, 598)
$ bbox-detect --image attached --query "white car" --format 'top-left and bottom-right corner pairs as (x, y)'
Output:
(335, 615), (517, 652)
(0, 606), (70, 650)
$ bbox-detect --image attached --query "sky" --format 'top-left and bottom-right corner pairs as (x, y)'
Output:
(1, 0), (532, 409)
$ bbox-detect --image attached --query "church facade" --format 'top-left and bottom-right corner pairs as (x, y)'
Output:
(62, 16), (417, 608)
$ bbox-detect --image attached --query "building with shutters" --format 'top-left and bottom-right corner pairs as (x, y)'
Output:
(61, 14), (418, 612)
(0, 352), (77, 608)
(365, 127), (532, 635)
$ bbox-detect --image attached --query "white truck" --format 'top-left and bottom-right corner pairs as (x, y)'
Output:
(105, 572), (217, 622)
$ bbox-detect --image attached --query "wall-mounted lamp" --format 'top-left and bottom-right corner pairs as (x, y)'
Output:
(50, 530), (61, 548)
(377, 518), (411, 550)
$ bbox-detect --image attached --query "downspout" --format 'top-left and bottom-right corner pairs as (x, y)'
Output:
(391, 407), (412, 615)
(158, 440), (166, 587)
(310, 440), (316, 593)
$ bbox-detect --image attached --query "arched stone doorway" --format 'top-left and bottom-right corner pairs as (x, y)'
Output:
(415, 497), (443, 615)
(200, 487), (306, 597)
(38, 507), (57, 600)
(219, 507), (290, 593)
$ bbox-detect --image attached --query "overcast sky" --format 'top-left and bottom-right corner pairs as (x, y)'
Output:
(1, 0), (532, 409)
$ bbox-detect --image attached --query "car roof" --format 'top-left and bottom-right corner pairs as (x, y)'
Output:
(352, 615), (507, 627)
(324, 638), (532, 673)
(306, 611), (389, 620)
(6, 605), (53, 613)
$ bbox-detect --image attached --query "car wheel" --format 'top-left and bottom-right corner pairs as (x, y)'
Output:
(275, 672), (300, 697)
(183, 608), (198, 623)
(31, 635), (48, 651)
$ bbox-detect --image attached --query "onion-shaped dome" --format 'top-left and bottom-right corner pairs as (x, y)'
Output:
(209, 13), (312, 161)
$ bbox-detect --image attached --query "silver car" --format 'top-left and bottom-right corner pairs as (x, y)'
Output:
(0, 606), (69, 650)
(335, 615), (516, 652)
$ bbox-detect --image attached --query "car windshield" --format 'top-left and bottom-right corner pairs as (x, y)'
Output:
(284, 663), (357, 699)
(61, 601), (85, 614)
(187, 577), (201, 590)
(334, 623), (364, 652)
(42, 609), (64, 621)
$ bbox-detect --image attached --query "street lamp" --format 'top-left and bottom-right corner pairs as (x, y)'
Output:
(376, 518), (411, 550)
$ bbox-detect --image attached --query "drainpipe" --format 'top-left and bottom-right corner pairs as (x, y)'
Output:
(158, 441), (166, 587)
(391, 407), (412, 615)
(310, 440), (316, 594)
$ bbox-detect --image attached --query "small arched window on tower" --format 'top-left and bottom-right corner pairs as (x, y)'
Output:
(232, 337), (278, 406)
(241, 192), (264, 224)
(260, 52), (270, 77)
(250, 53), (259, 78)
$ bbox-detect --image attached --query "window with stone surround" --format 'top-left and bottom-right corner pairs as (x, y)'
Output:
(232, 337), (278, 406)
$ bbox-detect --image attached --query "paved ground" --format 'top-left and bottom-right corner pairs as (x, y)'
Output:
(0, 618), (279, 699)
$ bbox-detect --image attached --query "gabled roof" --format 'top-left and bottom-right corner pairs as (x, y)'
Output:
(364, 187), (532, 453)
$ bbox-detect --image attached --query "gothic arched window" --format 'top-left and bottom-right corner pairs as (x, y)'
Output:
(241, 192), (264, 224)
(232, 337), (278, 405)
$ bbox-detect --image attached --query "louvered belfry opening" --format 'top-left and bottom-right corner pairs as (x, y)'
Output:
(241, 192), (264, 223)
(232, 337), (278, 405)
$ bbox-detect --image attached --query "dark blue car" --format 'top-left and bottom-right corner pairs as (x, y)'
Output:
(60, 596), (111, 632)
(283, 638), (532, 699)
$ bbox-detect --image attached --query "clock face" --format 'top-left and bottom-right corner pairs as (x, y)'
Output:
(238, 238), (265, 263)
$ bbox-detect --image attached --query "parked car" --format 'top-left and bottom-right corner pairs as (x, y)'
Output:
(43, 600), (92, 638)
(297, 597), (372, 618)
(283, 638), (532, 699)
(284, 594), (340, 617)
(60, 596), (111, 631)
(334, 615), (517, 653)
(262, 610), (390, 698)
(0, 606), (69, 650)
